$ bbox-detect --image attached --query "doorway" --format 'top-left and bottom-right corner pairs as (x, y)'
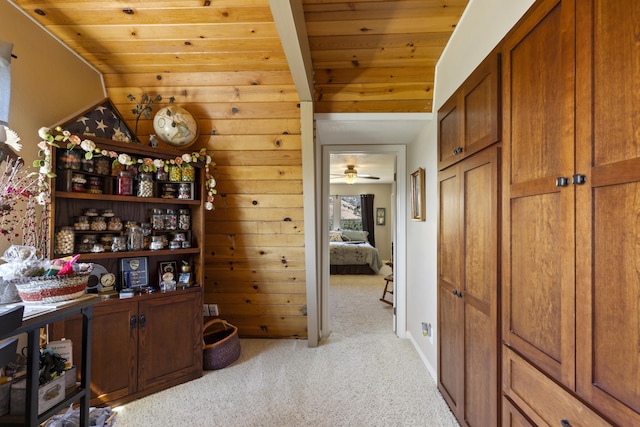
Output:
(319, 144), (407, 340)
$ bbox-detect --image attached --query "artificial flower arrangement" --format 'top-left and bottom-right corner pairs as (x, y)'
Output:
(35, 126), (217, 210)
(0, 156), (50, 253)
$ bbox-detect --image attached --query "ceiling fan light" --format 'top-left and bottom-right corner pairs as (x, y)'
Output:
(344, 169), (358, 184)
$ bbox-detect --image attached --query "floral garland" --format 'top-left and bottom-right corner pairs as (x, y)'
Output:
(35, 126), (217, 210)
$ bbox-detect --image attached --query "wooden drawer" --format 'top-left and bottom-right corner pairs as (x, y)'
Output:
(503, 347), (611, 427)
(503, 397), (535, 427)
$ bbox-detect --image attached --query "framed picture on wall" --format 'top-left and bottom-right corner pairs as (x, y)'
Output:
(410, 168), (425, 221)
(376, 207), (386, 225)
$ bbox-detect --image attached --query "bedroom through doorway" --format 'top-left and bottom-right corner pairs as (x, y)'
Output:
(322, 146), (404, 339)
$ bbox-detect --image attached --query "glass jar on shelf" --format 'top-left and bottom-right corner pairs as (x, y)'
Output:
(181, 162), (195, 182)
(58, 149), (81, 170)
(164, 209), (177, 230)
(81, 158), (95, 173)
(74, 216), (90, 231)
(150, 235), (164, 251)
(112, 236), (127, 252)
(156, 167), (168, 181)
(90, 216), (107, 231)
(127, 226), (144, 251)
(117, 171), (133, 196)
(151, 209), (164, 230)
(55, 226), (75, 255)
(178, 183), (191, 200)
(71, 173), (86, 192)
(137, 172), (154, 198)
(107, 216), (123, 232)
(168, 164), (182, 182)
(101, 234), (114, 251)
(94, 156), (110, 175)
(178, 209), (190, 230)
(86, 176), (103, 194)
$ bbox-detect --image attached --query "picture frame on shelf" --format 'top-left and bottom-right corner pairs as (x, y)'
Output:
(158, 261), (178, 284)
(410, 168), (426, 221)
(119, 257), (149, 289)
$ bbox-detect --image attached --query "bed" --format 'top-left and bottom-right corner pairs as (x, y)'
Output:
(329, 230), (383, 275)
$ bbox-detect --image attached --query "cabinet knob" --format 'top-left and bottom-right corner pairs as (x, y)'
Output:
(130, 315), (137, 330)
(139, 313), (146, 327)
(452, 147), (463, 156)
(452, 290), (463, 298)
(560, 420), (571, 427)
(555, 177), (570, 187)
(572, 174), (587, 185)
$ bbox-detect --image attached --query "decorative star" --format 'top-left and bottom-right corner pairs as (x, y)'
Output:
(95, 106), (107, 115)
(95, 119), (108, 133)
(76, 116), (90, 125)
(113, 128), (127, 140)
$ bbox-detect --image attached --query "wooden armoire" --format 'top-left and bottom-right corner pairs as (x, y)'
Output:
(439, 0), (640, 426)
(501, 0), (640, 425)
(437, 49), (501, 427)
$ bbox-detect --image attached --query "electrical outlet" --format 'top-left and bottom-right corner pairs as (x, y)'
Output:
(209, 304), (219, 317)
(203, 304), (210, 317)
(422, 322), (432, 337)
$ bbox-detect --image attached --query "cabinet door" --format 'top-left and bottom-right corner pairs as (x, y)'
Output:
(137, 290), (202, 392)
(461, 148), (500, 426)
(438, 93), (464, 169)
(50, 299), (138, 404)
(438, 50), (500, 171)
(438, 147), (500, 426)
(438, 162), (463, 412)
(502, 0), (576, 387)
(462, 51), (500, 158)
(575, 1), (640, 424)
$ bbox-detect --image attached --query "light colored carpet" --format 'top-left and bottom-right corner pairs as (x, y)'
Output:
(114, 265), (459, 426)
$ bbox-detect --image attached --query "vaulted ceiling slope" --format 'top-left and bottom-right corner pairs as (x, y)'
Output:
(12, 0), (468, 115)
(303, 0), (468, 113)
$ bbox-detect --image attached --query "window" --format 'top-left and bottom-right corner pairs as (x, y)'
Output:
(329, 195), (362, 230)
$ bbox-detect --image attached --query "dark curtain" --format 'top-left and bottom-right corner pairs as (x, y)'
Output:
(361, 194), (375, 247)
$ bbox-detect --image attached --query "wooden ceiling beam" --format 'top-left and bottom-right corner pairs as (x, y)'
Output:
(269, 0), (314, 101)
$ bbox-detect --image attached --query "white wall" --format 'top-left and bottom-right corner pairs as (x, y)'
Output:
(329, 183), (393, 260)
(405, 0), (536, 378)
(0, 2), (104, 255)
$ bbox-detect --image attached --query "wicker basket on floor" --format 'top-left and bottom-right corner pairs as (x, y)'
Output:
(203, 319), (241, 370)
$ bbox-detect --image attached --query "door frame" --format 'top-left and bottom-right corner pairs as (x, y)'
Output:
(318, 143), (407, 340)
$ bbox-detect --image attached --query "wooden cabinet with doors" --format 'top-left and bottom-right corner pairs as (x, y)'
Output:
(438, 49), (500, 170)
(46, 134), (206, 407)
(574, 0), (640, 424)
(438, 146), (501, 426)
(502, 0), (640, 425)
(50, 287), (202, 407)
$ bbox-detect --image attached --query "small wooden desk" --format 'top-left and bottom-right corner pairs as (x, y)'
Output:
(0, 295), (98, 426)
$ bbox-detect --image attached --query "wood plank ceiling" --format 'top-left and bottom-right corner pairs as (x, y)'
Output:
(12, 0), (468, 115)
(304, 0), (468, 113)
(9, 0), (468, 338)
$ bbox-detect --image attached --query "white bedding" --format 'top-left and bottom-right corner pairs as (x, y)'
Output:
(329, 241), (383, 274)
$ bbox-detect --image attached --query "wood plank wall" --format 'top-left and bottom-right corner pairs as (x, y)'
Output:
(106, 70), (307, 338)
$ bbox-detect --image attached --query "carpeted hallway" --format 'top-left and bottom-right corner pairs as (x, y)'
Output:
(114, 265), (458, 426)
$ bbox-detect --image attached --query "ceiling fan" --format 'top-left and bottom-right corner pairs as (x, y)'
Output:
(331, 165), (380, 184)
